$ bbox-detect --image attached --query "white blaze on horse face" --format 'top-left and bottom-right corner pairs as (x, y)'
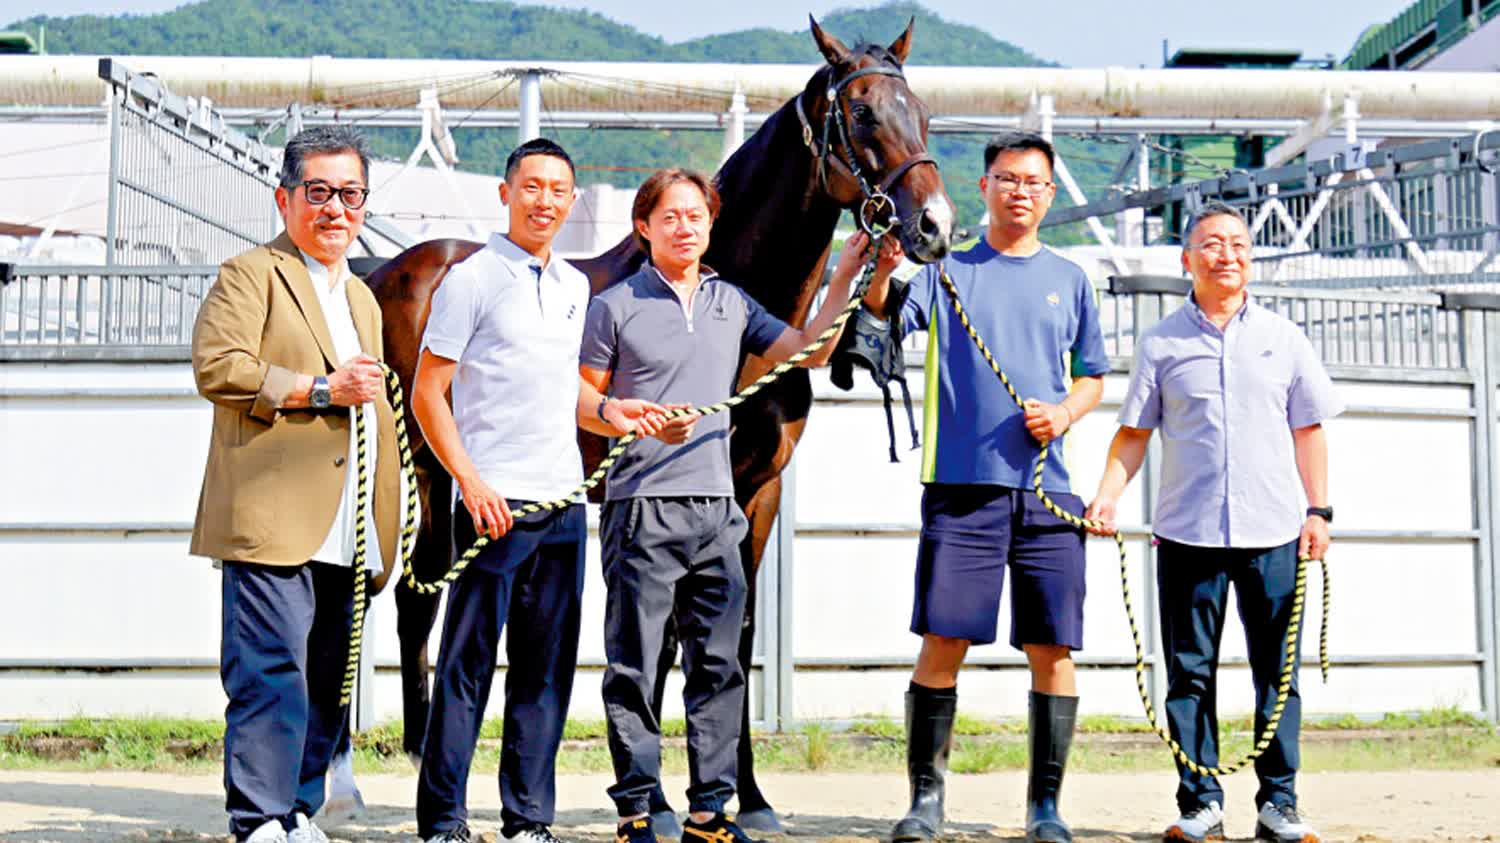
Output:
(923, 195), (954, 241)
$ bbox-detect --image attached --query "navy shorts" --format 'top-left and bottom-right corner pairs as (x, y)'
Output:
(910, 484), (1087, 649)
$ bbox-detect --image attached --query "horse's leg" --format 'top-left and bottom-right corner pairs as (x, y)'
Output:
(731, 469), (797, 832)
(394, 458), (453, 765)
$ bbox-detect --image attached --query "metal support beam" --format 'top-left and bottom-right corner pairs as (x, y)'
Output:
(1265, 92), (1336, 169)
(105, 89), (122, 266)
(721, 87), (748, 166)
(518, 69), (542, 144)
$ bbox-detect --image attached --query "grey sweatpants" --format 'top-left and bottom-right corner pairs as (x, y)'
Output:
(599, 496), (749, 817)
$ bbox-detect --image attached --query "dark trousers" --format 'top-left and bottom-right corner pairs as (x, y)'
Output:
(1157, 538), (1303, 813)
(600, 496), (748, 817)
(416, 503), (586, 839)
(221, 560), (362, 841)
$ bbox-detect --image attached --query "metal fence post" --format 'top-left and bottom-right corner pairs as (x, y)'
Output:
(754, 499), (780, 732)
(774, 459), (797, 732)
(1443, 294), (1500, 723)
(105, 84), (122, 268)
(1482, 309), (1500, 724)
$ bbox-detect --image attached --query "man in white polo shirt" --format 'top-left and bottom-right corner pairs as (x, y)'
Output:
(411, 139), (666, 843)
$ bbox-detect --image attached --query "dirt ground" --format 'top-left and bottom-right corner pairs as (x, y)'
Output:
(0, 768), (1494, 842)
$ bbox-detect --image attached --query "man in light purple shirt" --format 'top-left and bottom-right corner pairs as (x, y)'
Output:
(1084, 202), (1340, 843)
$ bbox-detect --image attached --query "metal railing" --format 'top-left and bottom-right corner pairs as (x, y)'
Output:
(1048, 131), (1500, 291)
(98, 59), (412, 267)
(0, 263), (216, 358)
(1099, 276), (1465, 370)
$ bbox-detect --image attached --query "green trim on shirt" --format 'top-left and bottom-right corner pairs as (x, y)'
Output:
(921, 299), (941, 484)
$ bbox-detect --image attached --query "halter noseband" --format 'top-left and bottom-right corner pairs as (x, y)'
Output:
(795, 62), (939, 236)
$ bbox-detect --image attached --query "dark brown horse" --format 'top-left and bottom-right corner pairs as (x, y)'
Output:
(366, 17), (953, 830)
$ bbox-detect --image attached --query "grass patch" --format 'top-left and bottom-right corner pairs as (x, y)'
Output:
(4, 708), (1495, 775)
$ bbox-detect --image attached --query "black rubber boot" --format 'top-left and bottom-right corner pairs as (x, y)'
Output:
(891, 688), (957, 842)
(1025, 691), (1078, 843)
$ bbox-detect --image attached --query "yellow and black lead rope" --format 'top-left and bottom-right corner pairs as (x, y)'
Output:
(341, 241), (892, 705)
(341, 398), (421, 706)
(934, 267), (1330, 777)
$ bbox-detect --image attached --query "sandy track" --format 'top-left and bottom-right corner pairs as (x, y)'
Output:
(0, 768), (1494, 842)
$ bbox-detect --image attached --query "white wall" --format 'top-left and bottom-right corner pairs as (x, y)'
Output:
(0, 355), (1489, 725)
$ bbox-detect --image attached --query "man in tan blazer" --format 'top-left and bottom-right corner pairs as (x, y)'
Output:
(191, 125), (407, 843)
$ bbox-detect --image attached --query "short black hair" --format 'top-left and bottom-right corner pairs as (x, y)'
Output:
(505, 138), (576, 182)
(1183, 200), (1248, 244)
(278, 125), (371, 188)
(983, 131), (1055, 176)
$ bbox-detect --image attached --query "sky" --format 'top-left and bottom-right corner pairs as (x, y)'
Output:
(2, 0), (1415, 68)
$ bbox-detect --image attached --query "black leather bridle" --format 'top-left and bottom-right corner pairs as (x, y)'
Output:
(794, 62), (940, 236)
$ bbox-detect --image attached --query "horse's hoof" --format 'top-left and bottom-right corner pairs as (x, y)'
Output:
(318, 791), (366, 825)
(736, 808), (785, 834)
(652, 810), (684, 840)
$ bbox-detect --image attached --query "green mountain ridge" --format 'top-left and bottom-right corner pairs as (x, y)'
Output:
(5, 0), (1050, 66)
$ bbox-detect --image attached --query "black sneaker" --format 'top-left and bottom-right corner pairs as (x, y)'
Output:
(617, 817), (656, 843)
(682, 813), (763, 843)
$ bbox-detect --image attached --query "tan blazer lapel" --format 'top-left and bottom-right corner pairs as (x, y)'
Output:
(269, 232), (340, 369)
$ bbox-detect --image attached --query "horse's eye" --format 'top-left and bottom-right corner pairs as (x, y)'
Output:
(850, 104), (876, 126)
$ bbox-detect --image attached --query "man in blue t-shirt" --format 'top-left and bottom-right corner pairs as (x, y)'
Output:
(866, 132), (1110, 843)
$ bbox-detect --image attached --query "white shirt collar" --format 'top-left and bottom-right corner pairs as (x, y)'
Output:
(298, 248), (351, 292)
(488, 233), (557, 282)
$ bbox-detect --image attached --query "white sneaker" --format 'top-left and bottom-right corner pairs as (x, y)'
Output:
(1255, 802), (1321, 843)
(245, 819), (288, 843)
(424, 827), (473, 843)
(503, 825), (564, 843)
(1163, 801), (1224, 842)
(287, 812), (330, 843)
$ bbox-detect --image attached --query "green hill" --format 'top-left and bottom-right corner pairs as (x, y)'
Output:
(4, 0), (1046, 65)
(5, 0), (1112, 238)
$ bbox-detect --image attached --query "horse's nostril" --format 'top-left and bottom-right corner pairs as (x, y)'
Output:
(918, 211), (941, 240)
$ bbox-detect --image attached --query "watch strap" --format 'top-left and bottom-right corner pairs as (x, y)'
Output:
(1306, 505), (1333, 523)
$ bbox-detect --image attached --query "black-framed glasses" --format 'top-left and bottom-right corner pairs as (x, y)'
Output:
(985, 174), (1052, 196)
(300, 180), (369, 210)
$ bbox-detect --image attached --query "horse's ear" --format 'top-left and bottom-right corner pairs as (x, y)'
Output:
(809, 14), (851, 66)
(887, 16), (915, 64)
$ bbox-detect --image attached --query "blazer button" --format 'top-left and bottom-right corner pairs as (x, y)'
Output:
(334, 456), (346, 467)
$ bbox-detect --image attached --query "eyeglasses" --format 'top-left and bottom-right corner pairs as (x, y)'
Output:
(299, 180), (370, 210)
(1189, 240), (1252, 258)
(985, 175), (1052, 196)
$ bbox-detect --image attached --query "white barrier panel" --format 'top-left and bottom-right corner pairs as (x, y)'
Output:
(0, 356), (1489, 723)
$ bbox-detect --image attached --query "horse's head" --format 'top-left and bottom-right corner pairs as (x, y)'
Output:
(799, 16), (953, 264)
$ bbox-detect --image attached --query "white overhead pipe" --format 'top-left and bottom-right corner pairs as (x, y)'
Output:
(8, 55), (1500, 120)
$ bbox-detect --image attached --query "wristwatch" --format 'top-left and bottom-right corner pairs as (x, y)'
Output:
(596, 395), (613, 422)
(310, 375), (332, 409)
(1306, 505), (1334, 523)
